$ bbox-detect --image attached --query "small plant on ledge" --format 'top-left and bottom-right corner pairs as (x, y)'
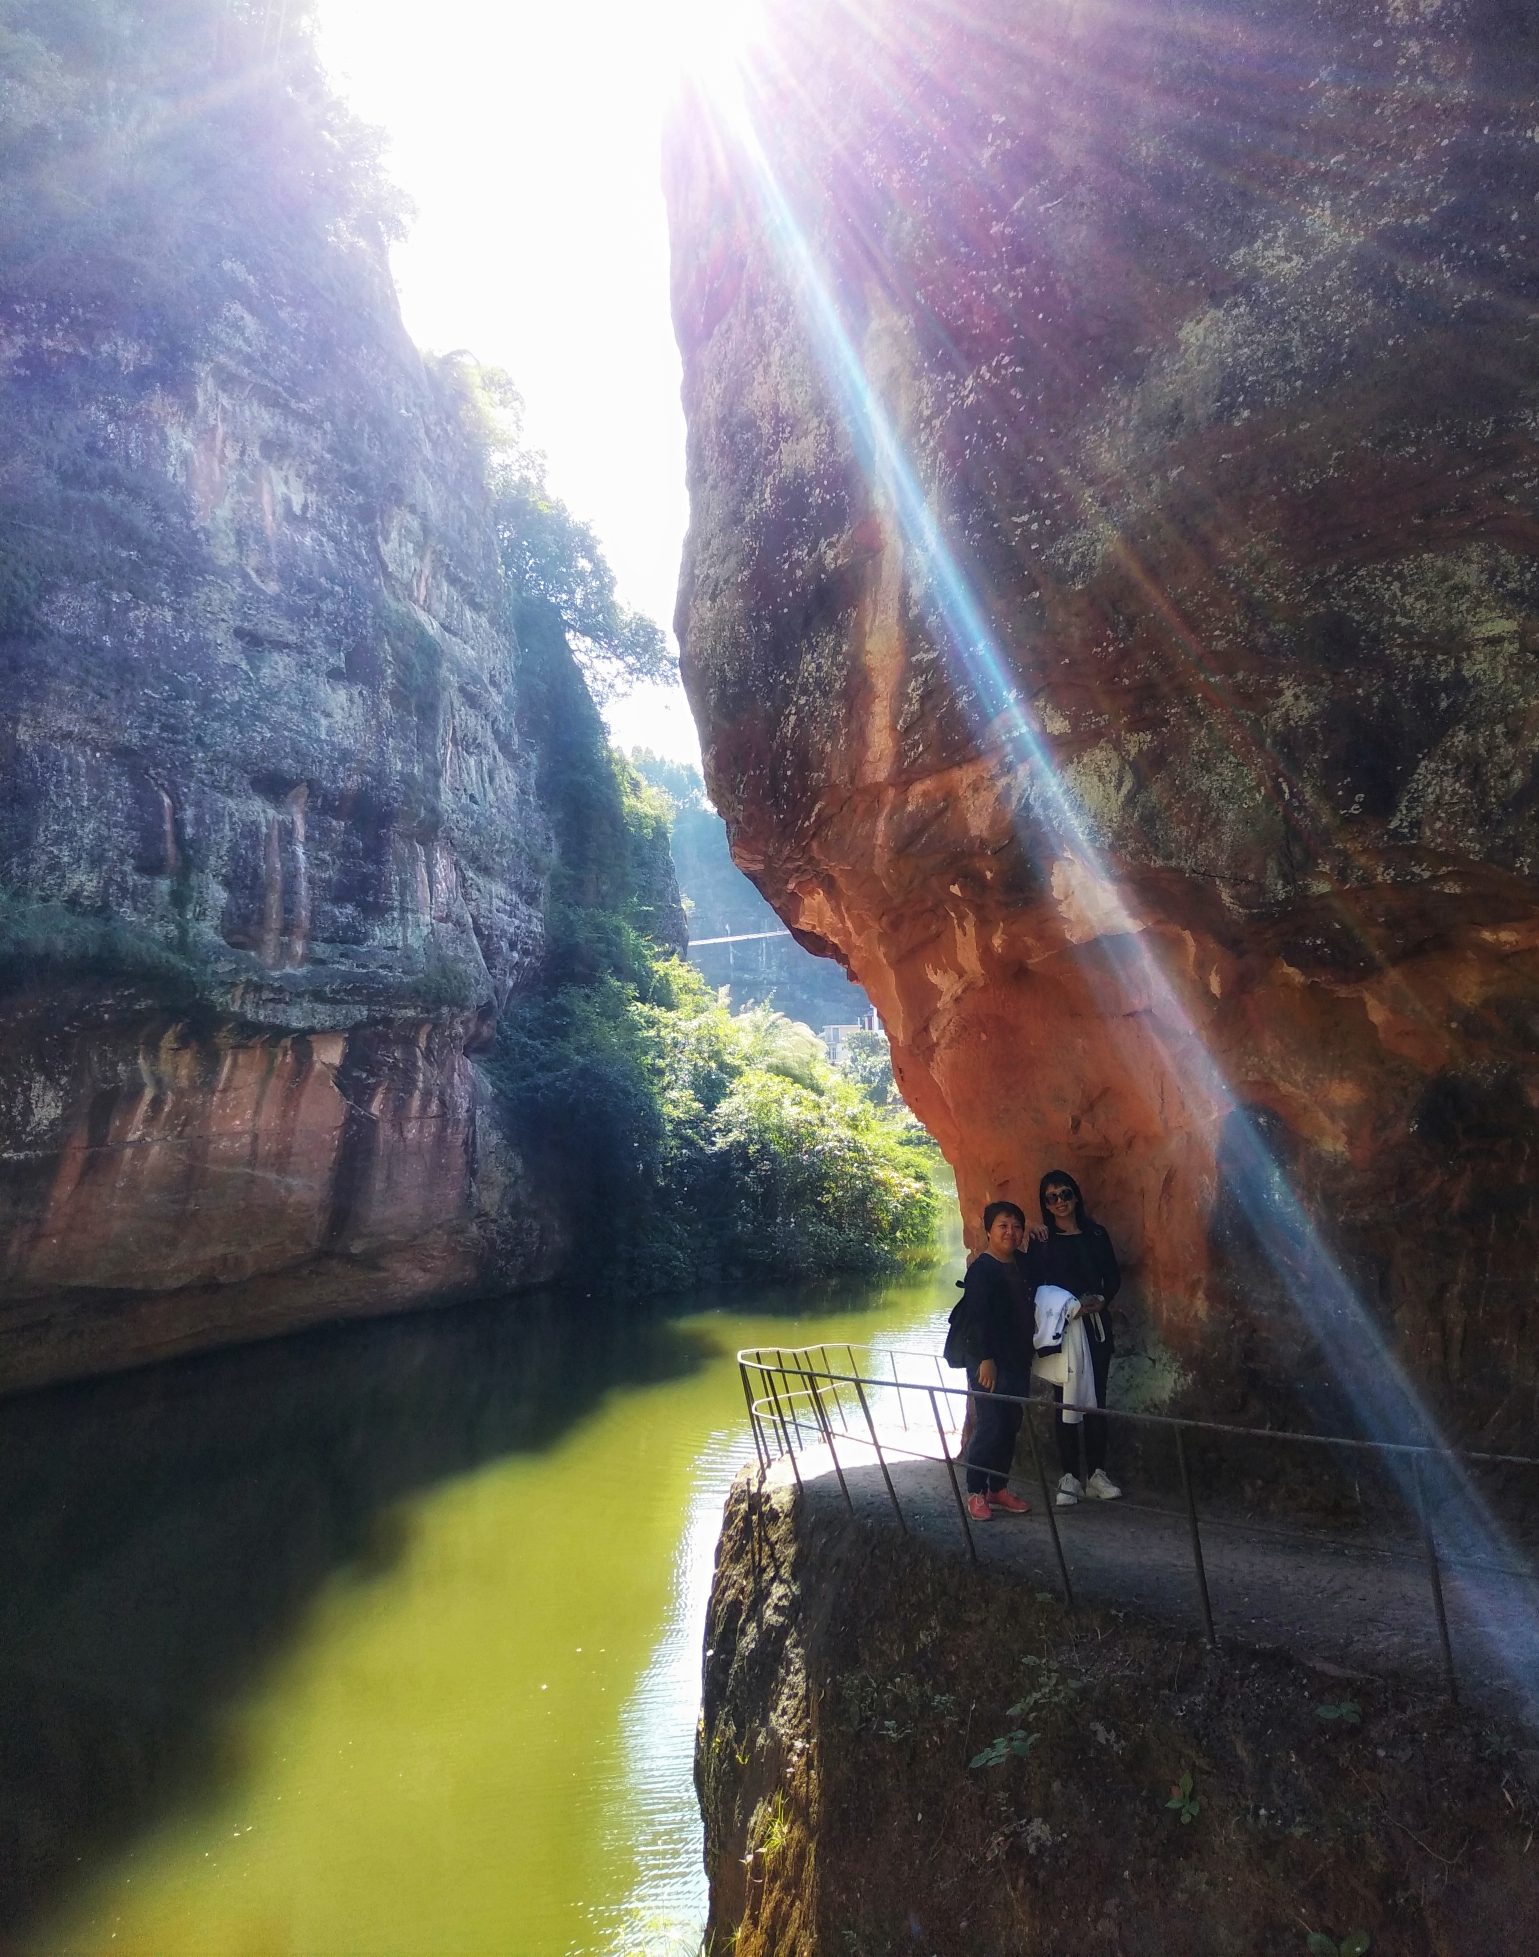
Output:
(970, 1729), (1037, 1769)
(1166, 1770), (1202, 1823)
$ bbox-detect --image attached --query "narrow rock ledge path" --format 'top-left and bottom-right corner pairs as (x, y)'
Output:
(769, 1449), (1532, 1718)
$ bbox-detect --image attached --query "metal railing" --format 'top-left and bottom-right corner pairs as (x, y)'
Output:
(737, 1343), (1539, 1706)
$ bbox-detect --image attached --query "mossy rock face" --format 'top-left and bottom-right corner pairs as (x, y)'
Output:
(0, 4), (673, 1377)
(0, 3), (563, 1025)
(0, 5), (548, 1032)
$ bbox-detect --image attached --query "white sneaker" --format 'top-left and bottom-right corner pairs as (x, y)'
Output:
(1085, 1469), (1122, 1501)
(1056, 1473), (1083, 1507)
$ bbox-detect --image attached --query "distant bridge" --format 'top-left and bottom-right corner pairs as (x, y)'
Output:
(688, 929), (794, 947)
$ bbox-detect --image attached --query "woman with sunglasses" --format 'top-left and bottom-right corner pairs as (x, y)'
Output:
(1025, 1169), (1122, 1506)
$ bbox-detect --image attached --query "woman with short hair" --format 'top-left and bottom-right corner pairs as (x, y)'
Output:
(947, 1200), (1036, 1521)
(1025, 1169), (1121, 1507)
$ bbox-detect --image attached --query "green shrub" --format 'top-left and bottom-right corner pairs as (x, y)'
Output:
(839, 1026), (897, 1104)
(491, 930), (939, 1294)
(707, 1066), (937, 1276)
(0, 893), (197, 998)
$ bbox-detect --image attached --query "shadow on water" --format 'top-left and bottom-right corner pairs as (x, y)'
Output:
(0, 1286), (727, 1942)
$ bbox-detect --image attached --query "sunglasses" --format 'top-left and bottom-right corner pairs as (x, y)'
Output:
(1044, 1190), (1076, 1205)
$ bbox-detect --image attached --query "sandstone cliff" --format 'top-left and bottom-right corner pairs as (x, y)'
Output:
(0, 3), (681, 1387)
(667, 0), (1539, 1443)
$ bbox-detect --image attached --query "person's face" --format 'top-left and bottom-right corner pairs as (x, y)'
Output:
(986, 1211), (1024, 1257)
(1043, 1184), (1078, 1224)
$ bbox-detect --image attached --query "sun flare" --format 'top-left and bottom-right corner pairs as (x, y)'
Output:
(659, 0), (767, 93)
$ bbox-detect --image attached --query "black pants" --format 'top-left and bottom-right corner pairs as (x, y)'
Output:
(1052, 1320), (1114, 1482)
(965, 1364), (1029, 1494)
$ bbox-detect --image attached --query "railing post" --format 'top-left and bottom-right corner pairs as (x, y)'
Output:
(890, 1349), (908, 1430)
(853, 1372), (907, 1534)
(929, 1386), (979, 1565)
(780, 1358), (812, 1450)
(1412, 1451), (1458, 1705)
(763, 1370), (802, 1488)
(1023, 1397), (1074, 1610)
(806, 1371), (855, 1515)
(817, 1345), (851, 1435)
(757, 1361), (789, 1457)
(1175, 1424), (1217, 1648)
(739, 1361), (768, 1474)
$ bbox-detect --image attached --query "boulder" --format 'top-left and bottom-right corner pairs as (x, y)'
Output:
(667, 0), (1539, 1440)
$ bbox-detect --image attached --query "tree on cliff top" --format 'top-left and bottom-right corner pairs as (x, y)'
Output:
(440, 359), (676, 701)
(628, 749), (707, 814)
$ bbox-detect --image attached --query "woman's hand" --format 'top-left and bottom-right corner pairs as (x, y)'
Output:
(978, 1358), (998, 1391)
(1027, 1221), (1048, 1242)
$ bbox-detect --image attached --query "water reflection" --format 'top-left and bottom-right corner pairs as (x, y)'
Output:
(1, 1242), (957, 1954)
(0, 1294), (709, 1941)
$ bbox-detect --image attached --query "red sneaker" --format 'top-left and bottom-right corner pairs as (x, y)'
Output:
(966, 1493), (993, 1522)
(990, 1486), (1031, 1515)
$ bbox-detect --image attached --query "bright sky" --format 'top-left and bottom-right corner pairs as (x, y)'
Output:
(316, 0), (756, 767)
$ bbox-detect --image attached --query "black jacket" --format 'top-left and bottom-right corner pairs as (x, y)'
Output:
(946, 1250), (1034, 1375)
(1023, 1222), (1120, 1353)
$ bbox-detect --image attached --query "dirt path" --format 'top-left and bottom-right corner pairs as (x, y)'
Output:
(780, 1446), (1531, 1716)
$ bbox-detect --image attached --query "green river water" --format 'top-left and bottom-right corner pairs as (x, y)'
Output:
(1, 1223), (961, 1956)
